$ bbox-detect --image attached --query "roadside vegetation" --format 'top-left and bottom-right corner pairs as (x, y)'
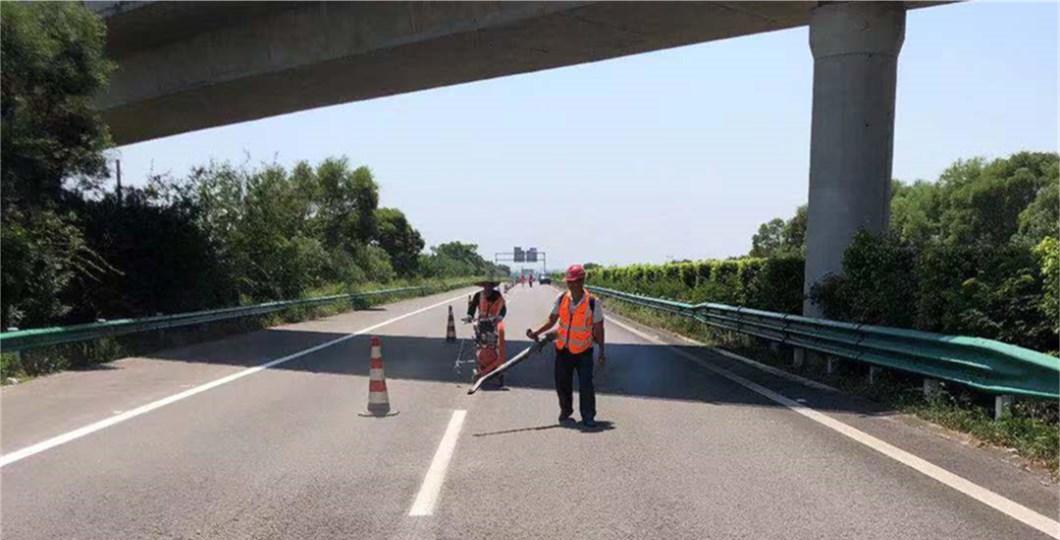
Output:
(588, 151), (1059, 354)
(0, 3), (504, 380)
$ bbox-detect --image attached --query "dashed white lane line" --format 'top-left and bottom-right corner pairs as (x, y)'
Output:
(409, 409), (468, 517)
(0, 291), (474, 469)
(607, 316), (1060, 540)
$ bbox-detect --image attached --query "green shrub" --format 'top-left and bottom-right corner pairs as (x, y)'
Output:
(589, 254), (805, 314)
(810, 231), (1055, 352)
(1035, 236), (1059, 341)
(810, 232), (918, 327)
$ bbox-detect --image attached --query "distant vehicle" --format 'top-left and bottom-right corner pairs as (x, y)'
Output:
(538, 274), (552, 285)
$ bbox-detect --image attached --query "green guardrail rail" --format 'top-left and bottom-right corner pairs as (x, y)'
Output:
(0, 281), (479, 354)
(588, 286), (1060, 400)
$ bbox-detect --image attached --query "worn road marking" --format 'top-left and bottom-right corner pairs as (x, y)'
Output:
(0, 291), (473, 468)
(607, 316), (1060, 540)
(410, 409), (468, 516)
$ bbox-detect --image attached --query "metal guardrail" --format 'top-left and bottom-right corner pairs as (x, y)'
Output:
(0, 282), (476, 353)
(589, 286), (1060, 399)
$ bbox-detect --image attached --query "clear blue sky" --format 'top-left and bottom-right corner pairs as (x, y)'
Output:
(113, 2), (1057, 271)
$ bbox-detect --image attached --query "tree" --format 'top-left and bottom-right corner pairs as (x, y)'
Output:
(433, 242), (483, 267)
(936, 153), (1057, 247)
(890, 180), (940, 244)
(1, 3), (114, 327)
(783, 205), (807, 253)
(749, 205), (806, 258)
(1035, 237), (1059, 341)
(1, 210), (100, 326)
(1, 2), (113, 209)
(351, 166), (379, 242)
(749, 218), (785, 258)
(420, 241), (502, 278)
(63, 185), (236, 320)
(315, 158), (370, 250)
(374, 208), (425, 277)
(1017, 177), (1060, 246)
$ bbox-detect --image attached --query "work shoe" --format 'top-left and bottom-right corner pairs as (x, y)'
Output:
(581, 418), (597, 428)
(558, 412), (574, 424)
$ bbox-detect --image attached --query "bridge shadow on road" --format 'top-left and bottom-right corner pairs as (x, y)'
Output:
(142, 328), (896, 418)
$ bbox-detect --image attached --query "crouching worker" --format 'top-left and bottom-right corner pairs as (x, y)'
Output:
(467, 279), (507, 384)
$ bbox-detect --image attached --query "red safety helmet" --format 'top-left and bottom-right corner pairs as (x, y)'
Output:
(564, 264), (586, 282)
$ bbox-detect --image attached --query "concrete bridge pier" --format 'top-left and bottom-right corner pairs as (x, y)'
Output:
(802, 2), (906, 317)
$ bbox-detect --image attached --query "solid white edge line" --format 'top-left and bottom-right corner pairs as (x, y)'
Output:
(409, 409), (467, 517)
(0, 290), (475, 469)
(606, 315), (1060, 540)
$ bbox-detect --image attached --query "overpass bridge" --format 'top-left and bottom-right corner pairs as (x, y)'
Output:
(89, 0), (940, 315)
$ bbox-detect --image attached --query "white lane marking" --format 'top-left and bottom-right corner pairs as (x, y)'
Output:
(607, 316), (1060, 539)
(0, 291), (474, 469)
(409, 409), (467, 516)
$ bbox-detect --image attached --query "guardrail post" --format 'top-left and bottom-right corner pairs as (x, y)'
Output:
(994, 395), (1014, 420)
(923, 378), (944, 400)
(768, 341), (780, 353)
(154, 314), (166, 344)
(826, 356), (837, 375)
(5, 327), (21, 376)
(793, 347), (805, 368)
(869, 366), (881, 385)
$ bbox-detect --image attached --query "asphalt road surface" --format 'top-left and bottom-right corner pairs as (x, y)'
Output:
(2, 285), (1057, 539)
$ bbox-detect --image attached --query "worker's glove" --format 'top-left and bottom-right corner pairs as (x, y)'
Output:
(526, 329), (538, 341)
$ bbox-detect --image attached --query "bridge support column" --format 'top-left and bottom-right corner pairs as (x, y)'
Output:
(802, 2), (906, 316)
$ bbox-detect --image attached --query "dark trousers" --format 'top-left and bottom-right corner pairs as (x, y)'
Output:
(555, 348), (596, 421)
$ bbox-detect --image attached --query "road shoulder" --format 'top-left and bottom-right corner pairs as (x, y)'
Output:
(604, 309), (1060, 522)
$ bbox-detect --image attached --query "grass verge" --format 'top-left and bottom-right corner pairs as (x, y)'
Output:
(601, 298), (1060, 476)
(0, 277), (474, 385)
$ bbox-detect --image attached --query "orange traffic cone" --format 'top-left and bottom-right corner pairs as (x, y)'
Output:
(446, 305), (457, 342)
(360, 336), (398, 417)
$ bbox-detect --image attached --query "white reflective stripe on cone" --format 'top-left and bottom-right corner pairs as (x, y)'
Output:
(369, 368), (385, 380)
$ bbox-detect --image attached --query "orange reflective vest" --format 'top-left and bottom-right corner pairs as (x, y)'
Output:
(556, 291), (594, 354)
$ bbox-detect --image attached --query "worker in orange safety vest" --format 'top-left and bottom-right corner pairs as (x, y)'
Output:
(527, 264), (605, 427)
(467, 279), (507, 384)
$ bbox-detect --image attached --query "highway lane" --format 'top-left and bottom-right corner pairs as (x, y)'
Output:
(1, 284), (1056, 539)
(0, 288), (486, 453)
